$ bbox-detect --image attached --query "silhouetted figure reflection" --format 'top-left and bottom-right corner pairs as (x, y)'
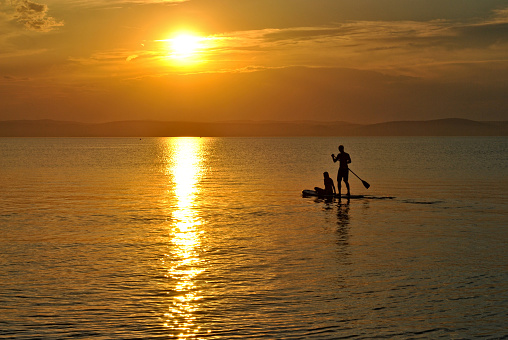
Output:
(332, 145), (351, 198)
(314, 171), (336, 198)
(336, 200), (351, 249)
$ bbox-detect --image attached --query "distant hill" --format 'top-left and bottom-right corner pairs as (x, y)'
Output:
(351, 118), (508, 136)
(0, 118), (506, 137)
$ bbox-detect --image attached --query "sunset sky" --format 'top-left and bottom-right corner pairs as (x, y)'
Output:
(1, 0), (507, 123)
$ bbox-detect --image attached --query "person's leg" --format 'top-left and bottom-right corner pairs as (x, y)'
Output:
(345, 180), (350, 196)
(337, 174), (342, 196)
(314, 187), (325, 196)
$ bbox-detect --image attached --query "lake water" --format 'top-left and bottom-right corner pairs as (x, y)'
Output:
(0, 137), (507, 339)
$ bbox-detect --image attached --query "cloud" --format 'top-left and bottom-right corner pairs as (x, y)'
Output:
(203, 6), (508, 77)
(12, 0), (63, 31)
(1, 74), (30, 81)
(61, 0), (187, 8)
(126, 54), (138, 62)
(60, 4), (508, 84)
(489, 7), (508, 24)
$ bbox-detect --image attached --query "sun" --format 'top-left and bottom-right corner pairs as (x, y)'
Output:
(169, 33), (203, 60)
(157, 31), (222, 66)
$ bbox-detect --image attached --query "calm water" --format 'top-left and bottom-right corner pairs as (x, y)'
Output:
(0, 137), (507, 339)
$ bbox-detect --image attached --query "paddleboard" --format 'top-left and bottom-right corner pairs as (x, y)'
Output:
(302, 190), (395, 200)
(302, 189), (365, 199)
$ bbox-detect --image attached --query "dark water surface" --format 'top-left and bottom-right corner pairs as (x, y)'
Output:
(1, 137), (507, 339)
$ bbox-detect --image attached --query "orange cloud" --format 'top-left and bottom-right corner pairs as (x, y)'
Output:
(12, 0), (63, 31)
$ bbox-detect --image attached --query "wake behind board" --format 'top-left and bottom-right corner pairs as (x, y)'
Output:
(302, 189), (365, 199)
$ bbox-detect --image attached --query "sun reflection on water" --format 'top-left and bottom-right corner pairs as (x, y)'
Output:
(162, 137), (206, 338)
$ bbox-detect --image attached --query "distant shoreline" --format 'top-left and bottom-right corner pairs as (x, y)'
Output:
(1, 118), (507, 137)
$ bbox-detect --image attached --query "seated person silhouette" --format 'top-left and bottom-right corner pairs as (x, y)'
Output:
(314, 172), (336, 197)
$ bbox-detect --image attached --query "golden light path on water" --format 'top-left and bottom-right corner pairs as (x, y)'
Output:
(162, 138), (207, 338)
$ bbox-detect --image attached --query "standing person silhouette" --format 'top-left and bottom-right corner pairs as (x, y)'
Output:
(332, 145), (351, 197)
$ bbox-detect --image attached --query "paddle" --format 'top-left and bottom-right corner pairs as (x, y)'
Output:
(349, 168), (370, 189)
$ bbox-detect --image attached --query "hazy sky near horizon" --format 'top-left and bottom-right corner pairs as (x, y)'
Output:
(1, 0), (508, 123)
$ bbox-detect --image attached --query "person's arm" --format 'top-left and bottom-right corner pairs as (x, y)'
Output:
(331, 154), (337, 163)
(347, 154), (351, 164)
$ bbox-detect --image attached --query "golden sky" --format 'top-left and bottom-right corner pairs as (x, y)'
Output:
(1, 0), (508, 123)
